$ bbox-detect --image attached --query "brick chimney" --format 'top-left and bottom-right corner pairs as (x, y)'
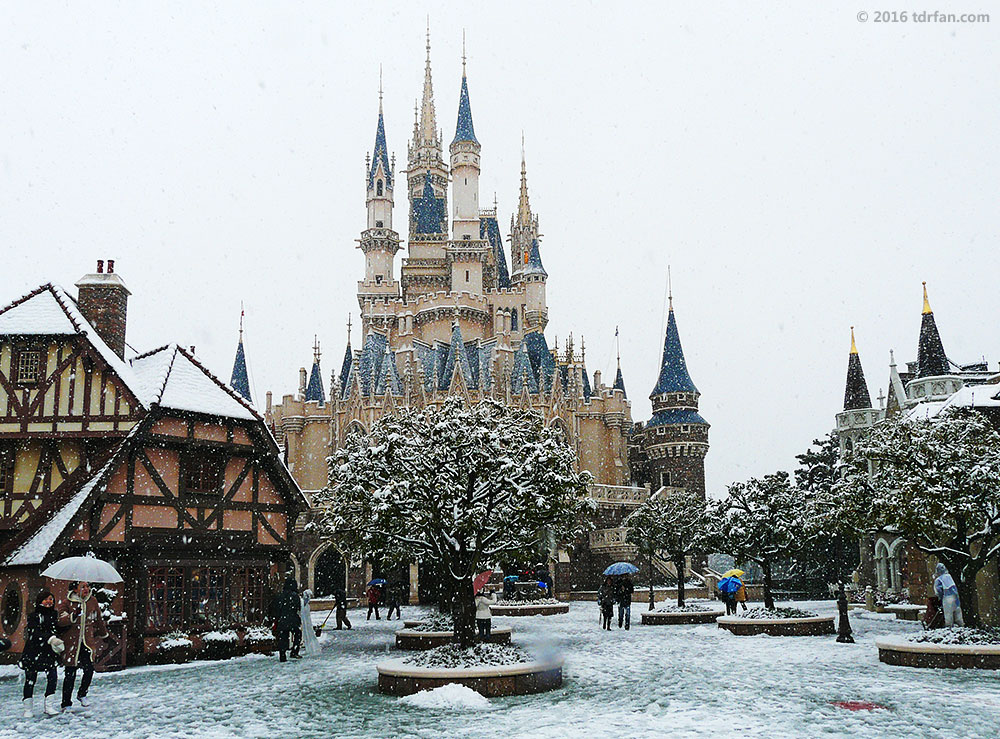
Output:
(75, 259), (131, 358)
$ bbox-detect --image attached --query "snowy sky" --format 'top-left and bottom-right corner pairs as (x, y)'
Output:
(2, 2), (997, 495)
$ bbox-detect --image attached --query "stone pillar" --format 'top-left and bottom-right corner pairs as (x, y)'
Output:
(409, 562), (420, 605)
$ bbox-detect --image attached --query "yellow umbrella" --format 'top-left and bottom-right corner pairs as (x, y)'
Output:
(722, 569), (745, 578)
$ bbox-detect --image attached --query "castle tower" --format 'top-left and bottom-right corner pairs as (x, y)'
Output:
(643, 296), (708, 496)
(906, 282), (962, 402)
(834, 327), (880, 456)
(304, 337), (325, 404)
(510, 147), (548, 330)
(358, 89), (401, 306)
(406, 30), (449, 244)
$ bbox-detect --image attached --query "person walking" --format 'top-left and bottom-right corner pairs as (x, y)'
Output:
(298, 589), (321, 657)
(475, 589), (497, 641)
(59, 581), (109, 711)
(334, 587), (352, 630)
(934, 563), (964, 627)
(719, 581), (737, 615)
(366, 583), (382, 621)
(734, 577), (748, 612)
(269, 576), (303, 662)
(20, 590), (65, 717)
(597, 576), (615, 631)
(616, 575), (634, 630)
(384, 582), (402, 621)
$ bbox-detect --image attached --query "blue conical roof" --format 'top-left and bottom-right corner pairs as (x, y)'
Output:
(613, 363), (627, 399)
(413, 171), (446, 235)
(452, 74), (478, 145)
(522, 238), (547, 277)
(230, 338), (252, 403)
(338, 341), (353, 399)
(651, 308), (697, 397)
(368, 106), (392, 190)
(480, 215), (510, 288)
(305, 358), (325, 403)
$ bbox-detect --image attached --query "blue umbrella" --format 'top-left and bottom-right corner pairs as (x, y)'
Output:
(603, 562), (639, 576)
(503, 575), (520, 582)
(717, 576), (742, 594)
(368, 578), (387, 586)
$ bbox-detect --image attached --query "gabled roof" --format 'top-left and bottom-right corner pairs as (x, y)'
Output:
(0, 283), (143, 403)
(452, 72), (478, 145)
(412, 171), (446, 235)
(440, 322), (475, 391)
(522, 331), (556, 393)
(651, 308), (698, 397)
(131, 345), (258, 421)
(374, 348), (404, 396)
(510, 340), (539, 395)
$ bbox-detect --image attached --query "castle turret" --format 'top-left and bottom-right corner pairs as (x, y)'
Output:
(406, 29), (448, 243)
(304, 337), (325, 404)
(643, 295), (709, 496)
(835, 327), (880, 456)
(906, 282), (962, 403)
(358, 89), (401, 304)
(450, 49), (481, 241)
(510, 146), (547, 330)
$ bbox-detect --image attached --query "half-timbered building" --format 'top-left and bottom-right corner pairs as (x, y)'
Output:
(0, 264), (307, 665)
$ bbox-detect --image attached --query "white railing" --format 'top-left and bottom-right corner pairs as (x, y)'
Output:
(588, 484), (648, 507)
(589, 527), (636, 552)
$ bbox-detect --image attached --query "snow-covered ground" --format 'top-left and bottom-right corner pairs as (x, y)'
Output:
(1, 600), (999, 738)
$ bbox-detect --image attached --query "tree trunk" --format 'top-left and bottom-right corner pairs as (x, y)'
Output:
(762, 558), (775, 610)
(648, 550), (655, 611)
(451, 574), (478, 648)
(952, 562), (982, 628)
(675, 555), (686, 608)
(435, 564), (451, 615)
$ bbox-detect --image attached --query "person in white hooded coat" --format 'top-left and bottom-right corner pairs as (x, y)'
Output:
(933, 563), (964, 627)
(475, 590), (497, 641)
(298, 590), (321, 656)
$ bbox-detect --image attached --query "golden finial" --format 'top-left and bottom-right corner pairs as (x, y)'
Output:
(922, 281), (932, 315)
(850, 326), (858, 355)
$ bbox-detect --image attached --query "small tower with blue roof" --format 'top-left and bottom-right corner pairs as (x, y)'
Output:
(641, 292), (709, 498)
(450, 38), (481, 242)
(230, 310), (252, 403)
(509, 143), (548, 331)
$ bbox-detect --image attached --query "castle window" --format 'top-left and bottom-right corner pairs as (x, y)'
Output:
(465, 270), (470, 282)
(375, 220), (384, 228)
(660, 472), (671, 488)
(681, 425), (690, 434)
(376, 180), (383, 196)
(375, 275), (383, 284)
(0, 444), (12, 492)
(511, 309), (518, 332)
(15, 349), (41, 385)
(181, 450), (225, 496)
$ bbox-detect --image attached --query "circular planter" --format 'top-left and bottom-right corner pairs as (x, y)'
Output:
(377, 657), (563, 697)
(642, 608), (725, 625)
(876, 637), (1000, 669)
(395, 627), (512, 651)
(716, 615), (835, 636)
(491, 603), (569, 617)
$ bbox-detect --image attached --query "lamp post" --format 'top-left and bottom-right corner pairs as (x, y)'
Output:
(836, 580), (854, 643)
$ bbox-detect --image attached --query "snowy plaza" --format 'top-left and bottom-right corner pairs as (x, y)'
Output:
(2, 602), (1000, 739)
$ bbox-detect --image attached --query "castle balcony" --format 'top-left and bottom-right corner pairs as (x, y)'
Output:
(588, 484), (648, 508)
(835, 407), (882, 432)
(589, 527), (637, 556)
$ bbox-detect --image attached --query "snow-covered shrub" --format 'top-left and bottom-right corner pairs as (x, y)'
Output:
(203, 629), (239, 644)
(157, 631), (193, 651)
(497, 598), (560, 607)
(403, 642), (532, 669)
(910, 627), (1000, 646)
(738, 607), (818, 620)
(408, 614), (455, 633)
(245, 626), (274, 644)
(655, 602), (715, 613)
(200, 629), (241, 660)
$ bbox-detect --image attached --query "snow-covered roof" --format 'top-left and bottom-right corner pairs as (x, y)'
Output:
(905, 381), (1000, 421)
(5, 432), (133, 566)
(0, 283), (146, 403)
(131, 345), (258, 421)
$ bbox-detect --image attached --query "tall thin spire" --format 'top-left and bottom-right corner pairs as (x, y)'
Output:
(850, 326), (858, 355)
(418, 24), (438, 148)
(305, 336), (325, 403)
(613, 326), (627, 398)
(517, 138), (531, 227)
(651, 298), (697, 397)
(230, 307), (252, 403)
(368, 76), (392, 190)
(452, 33), (477, 145)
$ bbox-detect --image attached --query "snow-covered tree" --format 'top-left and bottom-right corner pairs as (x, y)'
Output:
(314, 397), (592, 647)
(834, 409), (1000, 625)
(712, 472), (803, 609)
(626, 488), (711, 608)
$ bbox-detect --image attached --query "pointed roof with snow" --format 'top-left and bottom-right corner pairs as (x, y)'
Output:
(651, 302), (698, 397)
(452, 62), (478, 145)
(368, 96), (393, 190)
(917, 282), (949, 378)
(231, 331), (252, 403)
(843, 327), (872, 411)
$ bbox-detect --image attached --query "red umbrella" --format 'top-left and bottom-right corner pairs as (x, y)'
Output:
(473, 570), (494, 594)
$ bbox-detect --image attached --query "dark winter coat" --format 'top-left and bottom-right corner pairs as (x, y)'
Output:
(333, 589), (348, 610)
(597, 583), (615, 613)
(366, 586), (381, 606)
(58, 592), (109, 668)
(615, 578), (634, 605)
(270, 579), (302, 631)
(19, 605), (63, 672)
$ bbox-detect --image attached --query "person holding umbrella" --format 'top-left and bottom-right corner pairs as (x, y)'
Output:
(473, 571), (496, 641)
(269, 576), (303, 662)
(59, 581), (109, 710)
(20, 590), (66, 717)
(722, 569), (749, 612)
(597, 576), (615, 631)
(717, 574), (743, 614)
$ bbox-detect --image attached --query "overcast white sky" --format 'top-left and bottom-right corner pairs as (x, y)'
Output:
(2, 2), (997, 494)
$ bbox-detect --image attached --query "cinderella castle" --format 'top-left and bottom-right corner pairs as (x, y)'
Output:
(261, 34), (709, 599)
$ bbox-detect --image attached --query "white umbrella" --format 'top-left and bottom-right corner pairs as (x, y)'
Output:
(41, 556), (123, 583)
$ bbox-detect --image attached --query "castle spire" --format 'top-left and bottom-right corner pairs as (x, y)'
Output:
(230, 306), (252, 403)
(917, 281), (949, 377)
(843, 326), (872, 410)
(651, 299), (697, 398)
(451, 40), (477, 145)
(613, 326), (627, 398)
(418, 25), (438, 149)
(517, 135), (531, 228)
(304, 336), (325, 404)
(368, 83), (392, 191)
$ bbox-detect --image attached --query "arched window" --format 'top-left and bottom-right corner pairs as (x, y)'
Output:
(511, 308), (518, 332)
(376, 180), (383, 196)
